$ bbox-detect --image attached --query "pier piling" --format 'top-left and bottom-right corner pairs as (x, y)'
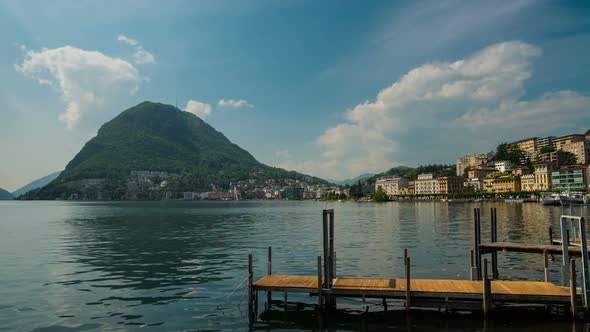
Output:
(570, 258), (577, 320)
(248, 253), (253, 322)
(267, 246), (272, 309)
(483, 258), (491, 320)
(405, 255), (411, 311)
(491, 208), (498, 279)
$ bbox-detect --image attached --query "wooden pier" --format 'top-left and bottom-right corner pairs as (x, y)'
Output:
(247, 209), (587, 323)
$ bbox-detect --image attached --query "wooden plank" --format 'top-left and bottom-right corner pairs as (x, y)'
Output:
(254, 275), (573, 300)
(480, 242), (582, 255)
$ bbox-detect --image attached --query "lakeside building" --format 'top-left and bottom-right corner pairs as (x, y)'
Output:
(561, 140), (590, 165)
(521, 174), (536, 192)
(465, 178), (484, 192)
(537, 136), (555, 153)
(554, 133), (586, 151)
(437, 176), (465, 194)
(483, 175), (521, 193)
(456, 153), (488, 176)
(468, 166), (496, 179)
(537, 150), (567, 167)
(551, 166), (588, 192)
(494, 160), (512, 173)
(534, 163), (553, 191)
(511, 137), (537, 162)
(374, 176), (408, 196)
(283, 186), (304, 200)
(415, 173), (439, 195)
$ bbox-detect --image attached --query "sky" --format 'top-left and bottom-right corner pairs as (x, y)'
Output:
(1, 0), (590, 191)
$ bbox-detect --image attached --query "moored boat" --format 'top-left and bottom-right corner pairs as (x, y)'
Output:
(540, 192), (561, 205)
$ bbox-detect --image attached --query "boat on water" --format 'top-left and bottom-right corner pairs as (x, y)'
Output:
(540, 192), (561, 205)
(560, 192), (589, 205)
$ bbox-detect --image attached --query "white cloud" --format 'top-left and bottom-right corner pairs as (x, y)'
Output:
(117, 34), (138, 46)
(218, 99), (254, 108)
(275, 149), (291, 159)
(16, 46), (141, 129)
(287, 41), (590, 179)
(117, 34), (155, 65)
(184, 99), (212, 118)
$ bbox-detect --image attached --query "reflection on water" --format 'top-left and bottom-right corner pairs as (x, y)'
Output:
(0, 200), (589, 331)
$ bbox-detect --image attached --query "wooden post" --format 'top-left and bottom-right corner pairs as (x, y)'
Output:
(284, 292), (287, 311)
(267, 246), (272, 309)
(470, 249), (476, 281)
(329, 210), (335, 288)
(474, 208), (482, 280)
(544, 249), (549, 282)
(322, 210), (329, 288)
(332, 251), (336, 280)
(383, 298), (388, 312)
(571, 258), (577, 320)
(491, 208), (498, 279)
(561, 217), (570, 286)
(405, 256), (411, 311)
(549, 226), (553, 245)
(483, 258), (491, 320)
(248, 254), (253, 322)
(317, 256), (322, 309)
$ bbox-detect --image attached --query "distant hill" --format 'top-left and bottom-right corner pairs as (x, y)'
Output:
(27, 101), (328, 200)
(0, 188), (14, 200)
(329, 173), (374, 186)
(12, 171), (62, 197)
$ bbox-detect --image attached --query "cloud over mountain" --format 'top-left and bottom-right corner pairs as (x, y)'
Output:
(16, 46), (142, 129)
(279, 41), (590, 179)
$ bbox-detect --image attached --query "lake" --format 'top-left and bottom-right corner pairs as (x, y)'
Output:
(1, 200), (589, 331)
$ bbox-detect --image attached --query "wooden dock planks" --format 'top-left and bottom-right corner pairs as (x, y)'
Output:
(479, 242), (582, 255)
(254, 275), (571, 299)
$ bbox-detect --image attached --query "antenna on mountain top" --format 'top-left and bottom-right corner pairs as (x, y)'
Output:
(175, 96), (178, 109)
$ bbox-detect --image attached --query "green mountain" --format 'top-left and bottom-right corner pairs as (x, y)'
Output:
(0, 188), (14, 200)
(27, 101), (327, 200)
(329, 173), (374, 186)
(12, 170), (62, 197)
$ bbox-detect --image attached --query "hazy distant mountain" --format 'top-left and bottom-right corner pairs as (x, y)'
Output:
(0, 188), (14, 200)
(12, 170), (62, 197)
(329, 173), (375, 186)
(28, 101), (328, 199)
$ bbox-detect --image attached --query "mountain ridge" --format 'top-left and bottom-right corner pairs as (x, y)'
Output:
(26, 101), (328, 200)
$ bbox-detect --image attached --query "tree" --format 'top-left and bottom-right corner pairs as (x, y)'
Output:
(539, 146), (555, 154)
(373, 186), (388, 202)
(564, 152), (578, 166)
(463, 166), (470, 178)
(350, 181), (364, 199)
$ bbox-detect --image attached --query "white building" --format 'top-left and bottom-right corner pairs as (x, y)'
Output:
(465, 178), (484, 192)
(495, 160), (512, 173)
(415, 173), (440, 195)
(374, 177), (409, 196)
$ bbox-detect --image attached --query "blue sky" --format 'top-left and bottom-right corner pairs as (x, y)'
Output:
(1, 0), (590, 191)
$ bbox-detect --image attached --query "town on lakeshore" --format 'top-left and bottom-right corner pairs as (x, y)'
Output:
(23, 128), (588, 202)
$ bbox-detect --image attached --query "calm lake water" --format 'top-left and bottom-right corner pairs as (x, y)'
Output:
(1, 200), (590, 331)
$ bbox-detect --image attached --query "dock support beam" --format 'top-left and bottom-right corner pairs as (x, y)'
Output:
(405, 255), (411, 311)
(470, 249), (476, 281)
(248, 253), (253, 323)
(543, 249), (549, 282)
(317, 256), (322, 309)
(483, 258), (491, 320)
(491, 208), (498, 279)
(473, 208), (482, 280)
(561, 217), (570, 286)
(322, 209), (336, 309)
(571, 258), (577, 320)
(267, 246), (272, 309)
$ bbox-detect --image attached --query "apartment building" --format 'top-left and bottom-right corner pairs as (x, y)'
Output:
(484, 175), (521, 193)
(534, 163), (552, 191)
(551, 166), (587, 192)
(468, 166), (496, 179)
(521, 174), (536, 192)
(456, 153), (488, 176)
(374, 176), (409, 196)
(511, 137), (537, 161)
(561, 140), (590, 165)
(554, 134), (585, 151)
(495, 160), (512, 173)
(415, 173), (439, 195)
(437, 176), (465, 194)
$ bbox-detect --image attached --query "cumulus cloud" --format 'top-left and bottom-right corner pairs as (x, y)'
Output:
(184, 99), (212, 118)
(285, 41), (590, 179)
(275, 149), (291, 159)
(117, 34), (155, 65)
(218, 99), (254, 108)
(16, 46), (141, 129)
